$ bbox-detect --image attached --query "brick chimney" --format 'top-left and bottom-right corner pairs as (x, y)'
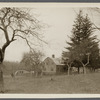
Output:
(52, 54), (55, 58)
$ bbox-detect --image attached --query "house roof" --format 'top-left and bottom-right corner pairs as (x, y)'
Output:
(51, 58), (64, 65)
(52, 58), (60, 65)
(43, 56), (65, 66)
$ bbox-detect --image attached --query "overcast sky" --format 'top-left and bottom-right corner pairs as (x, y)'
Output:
(3, 7), (100, 62)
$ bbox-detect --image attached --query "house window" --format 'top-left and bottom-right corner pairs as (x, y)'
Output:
(57, 67), (59, 71)
(51, 68), (54, 71)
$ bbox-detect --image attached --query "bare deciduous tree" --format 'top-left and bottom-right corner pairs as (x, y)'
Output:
(21, 50), (44, 77)
(62, 52), (73, 75)
(0, 7), (45, 92)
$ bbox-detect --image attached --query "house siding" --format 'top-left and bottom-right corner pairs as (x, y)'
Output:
(42, 57), (56, 74)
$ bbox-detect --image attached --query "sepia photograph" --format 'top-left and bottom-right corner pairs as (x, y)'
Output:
(0, 3), (100, 97)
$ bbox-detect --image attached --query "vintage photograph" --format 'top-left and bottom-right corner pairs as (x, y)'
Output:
(0, 3), (100, 95)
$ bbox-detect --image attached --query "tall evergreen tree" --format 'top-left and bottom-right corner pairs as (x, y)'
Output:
(62, 10), (99, 74)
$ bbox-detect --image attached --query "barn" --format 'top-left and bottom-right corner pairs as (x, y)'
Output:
(42, 55), (67, 74)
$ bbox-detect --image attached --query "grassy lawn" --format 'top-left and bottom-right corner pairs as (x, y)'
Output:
(3, 73), (100, 94)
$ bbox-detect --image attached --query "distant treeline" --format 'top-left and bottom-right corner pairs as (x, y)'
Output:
(3, 61), (33, 75)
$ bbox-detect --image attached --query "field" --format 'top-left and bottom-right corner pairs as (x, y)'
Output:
(3, 73), (100, 94)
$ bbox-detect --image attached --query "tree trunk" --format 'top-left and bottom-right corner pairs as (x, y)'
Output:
(83, 65), (86, 74)
(94, 68), (95, 72)
(0, 49), (4, 93)
(35, 72), (38, 77)
(78, 67), (80, 74)
(40, 71), (43, 77)
(0, 63), (4, 93)
(67, 63), (72, 76)
(68, 67), (70, 75)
